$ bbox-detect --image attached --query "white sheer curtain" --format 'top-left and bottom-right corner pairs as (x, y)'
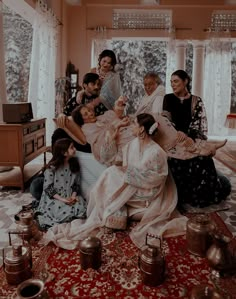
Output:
(165, 37), (176, 93)
(28, 0), (58, 145)
(0, 2), (7, 121)
(204, 37), (231, 137)
(91, 28), (109, 68)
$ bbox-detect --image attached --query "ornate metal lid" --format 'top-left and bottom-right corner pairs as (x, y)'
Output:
(79, 237), (101, 252)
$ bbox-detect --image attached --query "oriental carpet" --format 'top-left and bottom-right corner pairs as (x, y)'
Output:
(0, 217), (235, 299)
(0, 144), (235, 298)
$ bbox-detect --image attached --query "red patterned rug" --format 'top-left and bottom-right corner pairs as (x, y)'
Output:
(0, 215), (236, 299)
(214, 141), (236, 172)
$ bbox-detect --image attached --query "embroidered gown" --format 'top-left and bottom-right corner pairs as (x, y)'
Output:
(36, 165), (87, 229)
(162, 93), (231, 208)
(39, 138), (187, 249)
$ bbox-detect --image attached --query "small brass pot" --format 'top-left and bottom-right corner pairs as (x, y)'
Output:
(186, 214), (215, 257)
(16, 279), (49, 299)
(79, 236), (102, 270)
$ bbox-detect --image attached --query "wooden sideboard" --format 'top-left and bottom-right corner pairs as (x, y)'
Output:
(0, 118), (46, 191)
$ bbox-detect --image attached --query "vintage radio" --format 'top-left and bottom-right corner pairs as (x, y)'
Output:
(3, 103), (33, 123)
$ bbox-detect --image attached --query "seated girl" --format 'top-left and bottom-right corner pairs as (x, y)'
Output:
(39, 114), (187, 250)
(35, 138), (87, 230)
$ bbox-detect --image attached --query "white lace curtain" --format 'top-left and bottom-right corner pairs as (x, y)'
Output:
(204, 38), (231, 136)
(28, 0), (58, 145)
(0, 2), (7, 121)
(166, 37), (177, 93)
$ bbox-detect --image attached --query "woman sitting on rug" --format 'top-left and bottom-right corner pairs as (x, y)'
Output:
(39, 113), (187, 250)
(162, 69), (231, 209)
(35, 138), (87, 230)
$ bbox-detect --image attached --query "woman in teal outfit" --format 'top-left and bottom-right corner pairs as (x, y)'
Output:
(36, 138), (87, 229)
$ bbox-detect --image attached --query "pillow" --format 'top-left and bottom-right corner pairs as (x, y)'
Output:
(53, 117), (87, 145)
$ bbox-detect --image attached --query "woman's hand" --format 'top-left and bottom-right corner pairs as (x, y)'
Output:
(176, 131), (187, 143)
(183, 137), (195, 148)
(64, 197), (77, 206)
(57, 114), (67, 128)
(117, 116), (130, 128)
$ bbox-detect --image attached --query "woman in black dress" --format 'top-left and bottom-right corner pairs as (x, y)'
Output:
(163, 69), (231, 209)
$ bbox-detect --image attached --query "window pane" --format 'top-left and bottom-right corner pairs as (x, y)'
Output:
(111, 39), (167, 114)
(231, 42), (236, 113)
(2, 3), (32, 103)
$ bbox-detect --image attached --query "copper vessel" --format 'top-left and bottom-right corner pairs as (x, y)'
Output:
(139, 234), (165, 287)
(190, 284), (224, 299)
(186, 214), (215, 257)
(16, 279), (49, 299)
(206, 233), (236, 277)
(15, 207), (42, 242)
(79, 236), (102, 270)
(3, 233), (32, 285)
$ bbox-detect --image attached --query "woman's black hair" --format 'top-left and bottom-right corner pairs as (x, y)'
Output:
(71, 105), (86, 126)
(47, 138), (80, 173)
(136, 113), (158, 136)
(98, 49), (117, 70)
(171, 69), (192, 92)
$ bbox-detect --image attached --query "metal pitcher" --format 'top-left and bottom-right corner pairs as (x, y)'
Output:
(186, 213), (216, 257)
(14, 206), (42, 242)
(79, 236), (102, 270)
(16, 279), (49, 299)
(3, 232), (32, 285)
(139, 234), (165, 287)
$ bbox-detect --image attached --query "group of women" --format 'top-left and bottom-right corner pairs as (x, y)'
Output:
(33, 49), (231, 250)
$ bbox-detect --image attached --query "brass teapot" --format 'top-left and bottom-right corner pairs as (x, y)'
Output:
(206, 233), (236, 277)
(16, 279), (49, 299)
(139, 234), (165, 287)
(14, 206), (42, 242)
(3, 232), (32, 285)
(79, 236), (102, 270)
(186, 213), (216, 257)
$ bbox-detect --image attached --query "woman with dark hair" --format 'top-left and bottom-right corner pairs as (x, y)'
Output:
(35, 139), (87, 229)
(91, 49), (122, 110)
(40, 113), (187, 250)
(162, 69), (231, 209)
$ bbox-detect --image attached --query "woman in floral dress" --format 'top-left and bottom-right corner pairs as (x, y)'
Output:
(162, 69), (231, 209)
(36, 138), (87, 229)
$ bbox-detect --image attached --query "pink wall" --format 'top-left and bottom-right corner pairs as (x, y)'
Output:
(48, 1), (236, 83)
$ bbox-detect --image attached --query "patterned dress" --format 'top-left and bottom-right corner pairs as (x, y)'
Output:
(162, 93), (231, 208)
(36, 165), (87, 229)
(63, 93), (107, 117)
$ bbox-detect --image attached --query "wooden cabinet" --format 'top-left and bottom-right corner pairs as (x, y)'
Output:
(0, 118), (46, 191)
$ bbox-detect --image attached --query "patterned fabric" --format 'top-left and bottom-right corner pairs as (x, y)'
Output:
(63, 93), (107, 117)
(162, 93), (230, 208)
(39, 138), (187, 249)
(35, 165), (87, 229)
(163, 93), (208, 140)
(98, 71), (122, 109)
(168, 156), (230, 208)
